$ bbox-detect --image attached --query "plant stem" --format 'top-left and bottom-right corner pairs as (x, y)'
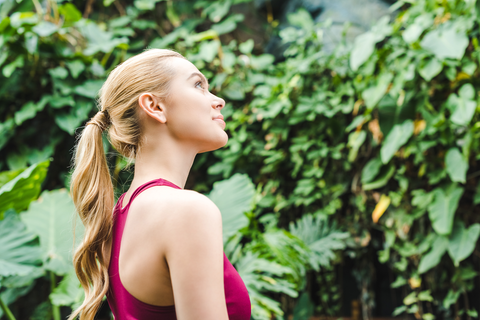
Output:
(50, 272), (61, 320)
(0, 295), (16, 320)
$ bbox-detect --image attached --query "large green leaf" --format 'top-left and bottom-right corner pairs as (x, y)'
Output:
(0, 210), (42, 279)
(420, 22), (468, 60)
(207, 173), (255, 243)
(350, 16), (391, 71)
(361, 158), (383, 184)
(380, 120), (414, 164)
(445, 148), (468, 183)
(50, 268), (84, 309)
(402, 13), (434, 43)
(445, 84), (477, 126)
(427, 185), (463, 235)
(362, 164), (396, 190)
(447, 221), (480, 266)
(418, 58), (443, 81)
(289, 214), (348, 271)
(418, 235), (448, 274)
(0, 160), (50, 219)
(362, 72), (394, 110)
(20, 189), (84, 275)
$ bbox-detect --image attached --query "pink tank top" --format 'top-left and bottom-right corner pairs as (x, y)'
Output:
(107, 178), (251, 320)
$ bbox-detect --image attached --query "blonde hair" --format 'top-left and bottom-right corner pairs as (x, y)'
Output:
(69, 49), (186, 320)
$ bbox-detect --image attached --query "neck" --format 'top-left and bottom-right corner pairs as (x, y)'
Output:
(130, 138), (198, 190)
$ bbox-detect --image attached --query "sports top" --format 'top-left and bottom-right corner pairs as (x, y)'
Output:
(106, 178), (251, 320)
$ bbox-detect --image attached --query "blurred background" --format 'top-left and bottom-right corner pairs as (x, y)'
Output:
(1, 0), (480, 319)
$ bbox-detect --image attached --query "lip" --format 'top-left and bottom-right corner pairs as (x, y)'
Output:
(213, 118), (226, 129)
(212, 115), (224, 120)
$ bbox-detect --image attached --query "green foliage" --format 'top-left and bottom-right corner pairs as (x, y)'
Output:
(0, 210), (42, 281)
(21, 189), (84, 275)
(2, 0), (480, 318)
(207, 173), (255, 242)
(0, 160), (49, 219)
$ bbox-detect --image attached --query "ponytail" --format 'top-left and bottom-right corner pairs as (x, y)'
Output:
(69, 110), (114, 320)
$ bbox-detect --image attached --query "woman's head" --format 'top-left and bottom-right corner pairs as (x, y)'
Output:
(69, 48), (227, 320)
(94, 48), (227, 160)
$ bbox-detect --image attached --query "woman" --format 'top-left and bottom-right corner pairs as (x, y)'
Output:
(69, 49), (251, 320)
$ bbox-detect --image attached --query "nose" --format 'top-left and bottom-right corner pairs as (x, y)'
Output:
(211, 94), (225, 110)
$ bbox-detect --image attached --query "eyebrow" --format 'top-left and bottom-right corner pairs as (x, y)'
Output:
(187, 72), (209, 89)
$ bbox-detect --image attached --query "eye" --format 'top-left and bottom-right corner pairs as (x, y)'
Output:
(195, 81), (204, 89)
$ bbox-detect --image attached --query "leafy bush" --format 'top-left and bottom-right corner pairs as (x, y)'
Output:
(2, 0), (480, 319)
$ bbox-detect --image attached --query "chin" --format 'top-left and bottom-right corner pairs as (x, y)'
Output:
(198, 133), (229, 153)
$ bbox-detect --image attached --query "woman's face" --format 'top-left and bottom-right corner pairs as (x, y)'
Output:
(162, 57), (228, 153)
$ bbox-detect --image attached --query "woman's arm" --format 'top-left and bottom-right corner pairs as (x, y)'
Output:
(163, 192), (228, 319)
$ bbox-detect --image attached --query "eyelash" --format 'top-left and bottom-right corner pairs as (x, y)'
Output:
(195, 81), (204, 89)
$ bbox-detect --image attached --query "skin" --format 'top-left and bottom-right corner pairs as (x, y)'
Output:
(117, 57), (229, 319)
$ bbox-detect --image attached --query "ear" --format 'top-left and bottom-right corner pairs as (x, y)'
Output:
(138, 93), (167, 124)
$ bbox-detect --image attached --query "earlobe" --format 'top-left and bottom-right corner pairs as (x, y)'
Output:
(138, 93), (167, 124)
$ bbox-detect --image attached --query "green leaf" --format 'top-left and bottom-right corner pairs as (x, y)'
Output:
(427, 185), (463, 235)
(207, 173), (255, 242)
(0, 168), (24, 188)
(418, 290), (433, 302)
(14, 102), (37, 125)
(443, 289), (460, 308)
(362, 164), (395, 190)
(78, 21), (128, 55)
(212, 14), (243, 35)
(380, 120), (414, 164)
(49, 67), (68, 79)
(134, 0), (163, 10)
(2, 56), (24, 78)
(287, 8), (314, 29)
(347, 131), (366, 162)
(239, 39), (254, 54)
(9, 12), (37, 28)
(54, 101), (93, 135)
(419, 58), (443, 81)
(32, 21), (58, 37)
(390, 276), (407, 288)
(392, 305), (407, 316)
(447, 221), (480, 266)
(418, 235), (448, 274)
(0, 210), (42, 279)
(0, 161), (50, 219)
(350, 16), (391, 71)
(0, 119), (16, 151)
(403, 291), (417, 305)
(21, 189), (85, 275)
(445, 148), (468, 183)
(48, 95), (75, 109)
(445, 84), (477, 126)
(49, 268), (84, 309)
(197, 40), (220, 63)
(74, 80), (104, 99)
(24, 32), (38, 54)
(250, 54), (275, 70)
(290, 214), (348, 270)
(362, 72), (394, 110)
(420, 23), (469, 60)
(58, 3), (82, 23)
(361, 158), (383, 184)
(402, 14), (434, 44)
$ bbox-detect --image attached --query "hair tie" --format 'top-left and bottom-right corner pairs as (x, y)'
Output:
(87, 110), (111, 132)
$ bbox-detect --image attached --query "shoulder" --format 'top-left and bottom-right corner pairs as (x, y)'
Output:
(134, 186), (222, 222)
(130, 187), (223, 238)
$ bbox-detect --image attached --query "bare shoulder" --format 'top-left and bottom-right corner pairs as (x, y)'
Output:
(129, 187), (222, 236)
(132, 187), (221, 220)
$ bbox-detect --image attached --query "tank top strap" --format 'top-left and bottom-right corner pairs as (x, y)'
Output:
(119, 178), (182, 213)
